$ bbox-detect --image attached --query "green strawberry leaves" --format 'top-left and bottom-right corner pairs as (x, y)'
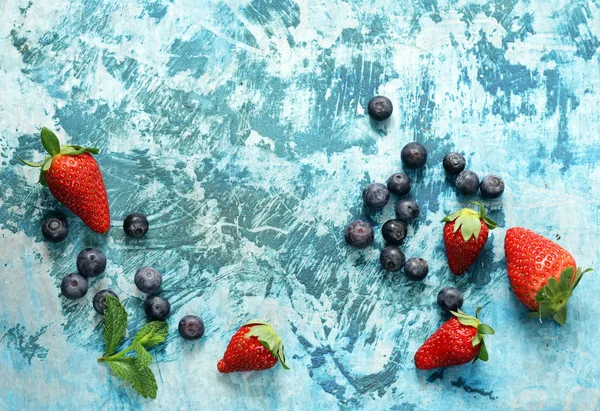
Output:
(41, 127), (60, 155)
(450, 307), (495, 363)
(60, 145), (86, 156)
(99, 298), (168, 399)
(18, 127), (100, 187)
(442, 203), (498, 242)
(17, 157), (44, 167)
(244, 319), (289, 370)
(532, 267), (593, 325)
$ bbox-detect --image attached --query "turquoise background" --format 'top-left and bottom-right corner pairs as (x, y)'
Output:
(1, 0), (600, 410)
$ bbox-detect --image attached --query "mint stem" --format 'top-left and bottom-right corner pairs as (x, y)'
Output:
(98, 344), (135, 362)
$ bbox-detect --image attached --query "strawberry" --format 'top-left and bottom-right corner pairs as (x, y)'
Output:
(217, 320), (289, 373)
(19, 128), (110, 234)
(442, 203), (497, 275)
(414, 308), (494, 370)
(504, 227), (592, 324)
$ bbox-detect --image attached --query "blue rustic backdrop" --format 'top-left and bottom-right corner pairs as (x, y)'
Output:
(1, 0), (600, 410)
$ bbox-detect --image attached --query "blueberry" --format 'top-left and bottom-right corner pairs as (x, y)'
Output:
(404, 257), (429, 281)
(480, 175), (505, 198)
(379, 246), (406, 272)
(455, 170), (480, 195)
(437, 287), (464, 313)
(382, 219), (407, 244)
(344, 220), (374, 249)
(443, 152), (466, 175)
(134, 267), (163, 294)
(93, 289), (118, 315)
(401, 142), (427, 168)
(41, 217), (69, 243)
(362, 183), (390, 210)
(386, 173), (411, 197)
(395, 199), (420, 223)
(123, 213), (149, 238)
(145, 296), (171, 320)
(178, 315), (205, 340)
(77, 248), (107, 278)
(61, 273), (88, 300)
(367, 96), (393, 121)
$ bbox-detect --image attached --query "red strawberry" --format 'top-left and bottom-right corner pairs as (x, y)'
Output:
(217, 320), (289, 373)
(414, 308), (494, 370)
(19, 128), (110, 234)
(504, 227), (591, 324)
(442, 203), (497, 275)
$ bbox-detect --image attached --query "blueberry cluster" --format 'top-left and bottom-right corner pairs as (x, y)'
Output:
(345, 140), (430, 281)
(60, 248), (107, 301)
(58, 247), (202, 340)
(443, 152), (504, 198)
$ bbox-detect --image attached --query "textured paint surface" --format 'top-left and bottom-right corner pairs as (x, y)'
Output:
(1, 0), (600, 409)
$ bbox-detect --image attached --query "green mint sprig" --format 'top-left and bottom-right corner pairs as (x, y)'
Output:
(97, 296), (168, 399)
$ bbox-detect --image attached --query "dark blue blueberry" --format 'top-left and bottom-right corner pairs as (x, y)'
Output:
(443, 152), (466, 175)
(367, 96), (393, 121)
(41, 216), (69, 243)
(145, 296), (171, 321)
(61, 273), (88, 300)
(437, 287), (464, 312)
(134, 267), (163, 294)
(77, 248), (106, 278)
(362, 183), (390, 210)
(480, 175), (505, 198)
(455, 170), (480, 195)
(382, 219), (407, 244)
(395, 199), (420, 223)
(387, 173), (411, 197)
(178, 315), (205, 340)
(123, 213), (149, 238)
(404, 257), (429, 281)
(93, 289), (118, 315)
(401, 142), (427, 168)
(380, 246), (405, 272)
(344, 220), (374, 249)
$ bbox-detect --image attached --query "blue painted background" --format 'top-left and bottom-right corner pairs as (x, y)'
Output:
(1, 0), (600, 409)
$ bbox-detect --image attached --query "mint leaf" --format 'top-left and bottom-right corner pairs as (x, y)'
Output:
(40, 127), (60, 155)
(134, 343), (152, 367)
(107, 357), (158, 399)
(104, 296), (127, 356)
(133, 321), (168, 348)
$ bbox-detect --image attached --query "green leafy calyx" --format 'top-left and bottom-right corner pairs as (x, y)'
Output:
(244, 319), (289, 370)
(98, 297), (168, 399)
(442, 202), (498, 242)
(532, 267), (593, 325)
(17, 127), (99, 187)
(450, 307), (495, 363)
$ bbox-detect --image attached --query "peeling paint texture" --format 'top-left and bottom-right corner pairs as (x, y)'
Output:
(1, 0), (600, 410)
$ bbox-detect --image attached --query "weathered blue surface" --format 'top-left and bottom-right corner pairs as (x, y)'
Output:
(1, 0), (600, 409)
